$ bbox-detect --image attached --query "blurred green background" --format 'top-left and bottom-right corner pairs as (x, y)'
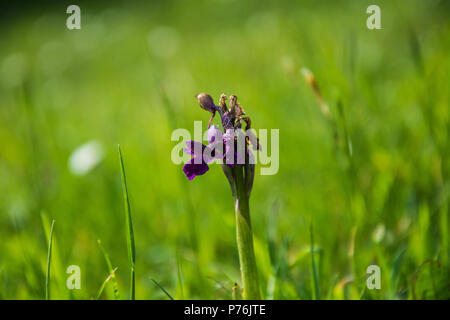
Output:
(0, 0), (449, 299)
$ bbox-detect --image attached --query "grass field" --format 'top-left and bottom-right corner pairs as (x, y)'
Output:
(0, 0), (449, 299)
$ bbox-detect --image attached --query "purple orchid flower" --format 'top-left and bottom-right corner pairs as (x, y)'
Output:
(182, 93), (259, 182)
(182, 125), (224, 180)
(182, 124), (257, 180)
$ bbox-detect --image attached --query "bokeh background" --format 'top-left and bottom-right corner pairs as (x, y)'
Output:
(0, 0), (449, 299)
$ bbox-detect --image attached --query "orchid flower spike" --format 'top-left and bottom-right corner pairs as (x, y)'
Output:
(183, 93), (259, 197)
(184, 93), (262, 299)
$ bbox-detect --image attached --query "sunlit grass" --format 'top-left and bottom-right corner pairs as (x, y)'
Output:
(118, 145), (136, 300)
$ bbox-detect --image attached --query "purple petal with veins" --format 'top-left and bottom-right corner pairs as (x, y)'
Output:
(183, 155), (209, 180)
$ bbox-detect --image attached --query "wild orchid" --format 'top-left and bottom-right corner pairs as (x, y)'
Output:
(183, 93), (261, 299)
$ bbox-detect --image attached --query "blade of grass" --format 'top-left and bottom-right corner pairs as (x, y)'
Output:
(310, 223), (321, 300)
(151, 278), (174, 300)
(176, 249), (184, 299)
(97, 240), (120, 299)
(96, 267), (118, 300)
(45, 219), (55, 300)
(41, 211), (66, 298)
(118, 144), (136, 300)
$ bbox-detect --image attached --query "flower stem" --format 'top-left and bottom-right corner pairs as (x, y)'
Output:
(233, 166), (260, 299)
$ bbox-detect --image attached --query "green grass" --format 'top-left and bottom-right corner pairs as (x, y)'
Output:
(310, 224), (320, 300)
(98, 240), (120, 299)
(45, 219), (55, 300)
(151, 278), (174, 300)
(96, 267), (118, 300)
(118, 145), (136, 300)
(0, 0), (449, 300)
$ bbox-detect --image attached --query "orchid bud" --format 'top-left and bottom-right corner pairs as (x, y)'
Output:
(229, 94), (237, 114)
(219, 93), (228, 113)
(196, 93), (216, 113)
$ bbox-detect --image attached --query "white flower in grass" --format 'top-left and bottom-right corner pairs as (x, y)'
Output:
(69, 141), (104, 175)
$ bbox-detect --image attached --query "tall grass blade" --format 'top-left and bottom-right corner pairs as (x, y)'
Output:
(41, 212), (67, 298)
(96, 267), (118, 300)
(310, 223), (321, 300)
(45, 219), (55, 300)
(176, 250), (184, 299)
(98, 240), (120, 299)
(151, 278), (174, 300)
(118, 144), (136, 300)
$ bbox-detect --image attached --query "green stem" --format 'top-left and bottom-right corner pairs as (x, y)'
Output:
(233, 166), (260, 299)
